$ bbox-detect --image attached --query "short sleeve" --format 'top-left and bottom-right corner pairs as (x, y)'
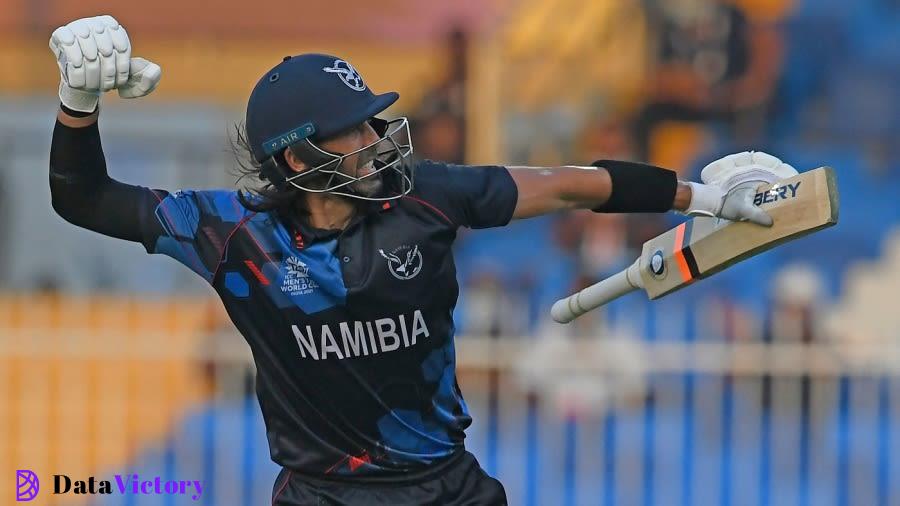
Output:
(412, 160), (518, 229)
(141, 189), (249, 282)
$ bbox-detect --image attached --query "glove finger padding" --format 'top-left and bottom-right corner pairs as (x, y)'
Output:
(50, 26), (86, 88)
(118, 57), (162, 98)
(91, 17), (114, 56)
(746, 151), (784, 170)
(73, 21), (102, 90)
(701, 151), (798, 192)
(72, 22), (98, 61)
(89, 18), (118, 91)
(109, 23), (131, 87)
(99, 48), (118, 91)
(720, 184), (773, 227)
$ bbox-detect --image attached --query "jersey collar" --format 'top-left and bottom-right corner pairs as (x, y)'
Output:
(277, 199), (396, 249)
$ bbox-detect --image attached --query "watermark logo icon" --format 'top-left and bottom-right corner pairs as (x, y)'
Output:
(16, 470), (39, 502)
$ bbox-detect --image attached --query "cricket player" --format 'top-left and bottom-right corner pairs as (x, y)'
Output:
(48, 16), (797, 505)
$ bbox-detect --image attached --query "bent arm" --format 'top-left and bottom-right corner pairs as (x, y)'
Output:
(508, 163), (693, 220)
(50, 108), (164, 246)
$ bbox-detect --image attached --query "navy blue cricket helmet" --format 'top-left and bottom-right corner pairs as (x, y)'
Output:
(245, 53), (414, 200)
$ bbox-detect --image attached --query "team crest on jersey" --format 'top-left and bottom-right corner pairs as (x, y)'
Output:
(282, 256), (319, 296)
(322, 59), (367, 92)
(378, 244), (423, 280)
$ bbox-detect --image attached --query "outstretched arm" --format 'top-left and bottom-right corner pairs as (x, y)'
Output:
(508, 164), (692, 219)
(508, 153), (797, 226)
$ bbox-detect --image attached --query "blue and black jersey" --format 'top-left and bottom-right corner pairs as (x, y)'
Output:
(50, 120), (518, 478)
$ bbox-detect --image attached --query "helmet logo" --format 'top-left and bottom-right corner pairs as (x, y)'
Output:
(322, 59), (367, 92)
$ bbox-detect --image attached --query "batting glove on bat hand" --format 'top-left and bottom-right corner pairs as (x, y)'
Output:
(683, 151), (798, 227)
(49, 15), (162, 113)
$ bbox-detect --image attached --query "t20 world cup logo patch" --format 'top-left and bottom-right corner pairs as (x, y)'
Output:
(282, 256), (319, 296)
(379, 244), (423, 280)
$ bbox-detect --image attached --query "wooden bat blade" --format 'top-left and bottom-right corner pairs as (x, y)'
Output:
(639, 167), (839, 299)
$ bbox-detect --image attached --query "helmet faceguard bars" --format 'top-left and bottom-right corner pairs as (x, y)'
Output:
(273, 117), (414, 201)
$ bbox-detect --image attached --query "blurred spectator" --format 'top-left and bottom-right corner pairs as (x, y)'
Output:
(504, 106), (579, 167)
(575, 115), (636, 162)
(763, 263), (826, 344)
(413, 105), (466, 163)
(632, 0), (784, 161)
(410, 29), (468, 163)
(537, 273), (607, 339)
(760, 263), (826, 419)
(523, 273), (648, 417)
(578, 213), (629, 274)
(461, 271), (531, 337)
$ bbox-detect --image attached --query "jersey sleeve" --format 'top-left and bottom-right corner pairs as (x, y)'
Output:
(49, 119), (248, 284)
(412, 160), (519, 229)
(141, 189), (250, 283)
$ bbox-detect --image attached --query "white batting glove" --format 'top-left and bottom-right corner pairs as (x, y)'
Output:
(49, 15), (162, 113)
(683, 151), (799, 227)
(701, 151), (798, 192)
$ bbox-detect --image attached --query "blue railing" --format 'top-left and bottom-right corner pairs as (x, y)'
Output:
(89, 339), (899, 506)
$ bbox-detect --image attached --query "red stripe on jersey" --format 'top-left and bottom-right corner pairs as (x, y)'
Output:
(244, 260), (270, 286)
(271, 470), (292, 505)
(211, 213), (256, 283)
(402, 195), (453, 225)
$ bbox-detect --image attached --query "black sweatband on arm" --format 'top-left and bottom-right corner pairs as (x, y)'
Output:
(590, 159), (677, 213)
(60, 103), (97, 118)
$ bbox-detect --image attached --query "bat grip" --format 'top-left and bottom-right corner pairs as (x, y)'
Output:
(550, 259), (643, 324)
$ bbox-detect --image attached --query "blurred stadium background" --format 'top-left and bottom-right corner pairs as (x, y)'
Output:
(2, 0), (900, 504)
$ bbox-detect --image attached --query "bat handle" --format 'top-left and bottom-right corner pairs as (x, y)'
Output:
(550, 259), (643, 324)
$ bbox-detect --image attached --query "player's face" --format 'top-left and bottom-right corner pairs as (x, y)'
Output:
(317, 121), (383, 196)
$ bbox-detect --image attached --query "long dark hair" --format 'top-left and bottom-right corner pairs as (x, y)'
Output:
(229, 122), (304, 214)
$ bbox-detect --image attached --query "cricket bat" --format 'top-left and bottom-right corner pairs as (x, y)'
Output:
(551, 167), (839, 324)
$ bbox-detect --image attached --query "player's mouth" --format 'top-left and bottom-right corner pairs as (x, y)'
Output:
(356, 159), (377, 178)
